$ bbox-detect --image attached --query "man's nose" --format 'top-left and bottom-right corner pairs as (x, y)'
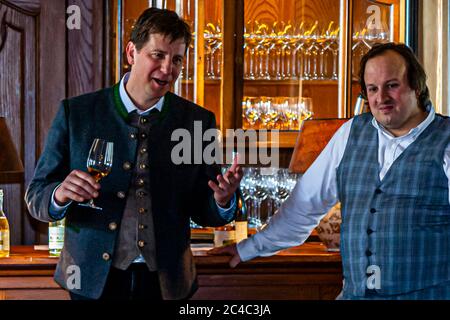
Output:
(160, 57), (172, 74)
(377, 87), (389, 103)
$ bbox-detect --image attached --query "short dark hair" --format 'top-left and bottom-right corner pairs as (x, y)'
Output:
(130, 8), (192, 52)
(359, 42), (430, 111)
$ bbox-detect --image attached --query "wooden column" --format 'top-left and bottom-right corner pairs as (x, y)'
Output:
(220, 0), (243, 131)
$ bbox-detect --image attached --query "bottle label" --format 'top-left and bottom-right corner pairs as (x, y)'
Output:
(235, 221), (248, 243)
(0, 230), (10, 251)
(49, 226), (65, 250)
(214, 230), (236, 247)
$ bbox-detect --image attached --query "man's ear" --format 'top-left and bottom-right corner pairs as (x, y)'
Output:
(125, 41), (136, 65)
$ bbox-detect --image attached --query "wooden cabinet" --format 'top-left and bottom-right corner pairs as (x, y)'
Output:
(0, 244), (342, 300)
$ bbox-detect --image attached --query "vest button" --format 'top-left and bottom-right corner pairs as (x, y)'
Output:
(366, 250), (372, 256)
(138, 240), (145, 248)
(137, 191), (146, 198)
(130, 133), (136, 139)
(109, 222), (117, 231)
(370, 208), (377, 213)
(117, 191), (126, 199)
(375, 188), (382, 194)
(141, 133), (147, 139)
(138, 224), (146, 230)
(140, 117), (148, 124)
(138, 208), (147, 214)
(139, 163), (148, 170)
(102, 252), (111, 261)
(367, 228), (373, 235)
(123, 161), (132, 170)
(137, 178), (145, 186)
(140, 148), (147, 154)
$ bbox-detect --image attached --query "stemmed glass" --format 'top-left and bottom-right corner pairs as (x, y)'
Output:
(78, 138), (113, 211)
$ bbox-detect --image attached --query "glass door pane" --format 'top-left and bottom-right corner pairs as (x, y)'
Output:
(242, 0), (341, 132)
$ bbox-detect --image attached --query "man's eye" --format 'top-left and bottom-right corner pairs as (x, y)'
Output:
(151, 53), (165, 59)
(387, 83), (399, 89)
(367, 87), (377, 93)
(173, 57), (183, 66)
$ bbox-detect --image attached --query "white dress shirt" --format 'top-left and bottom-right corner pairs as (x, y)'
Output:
(237, 106), (450, 262)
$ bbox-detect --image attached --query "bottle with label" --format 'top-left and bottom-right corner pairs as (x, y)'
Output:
(48, 218), (65, 257)
(234, 190), (248, 243)
(213, 223), (236, 247)
(0, 189), (10, 258)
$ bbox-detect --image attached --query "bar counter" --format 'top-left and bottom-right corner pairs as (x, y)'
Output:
(0, 243), (342, 300)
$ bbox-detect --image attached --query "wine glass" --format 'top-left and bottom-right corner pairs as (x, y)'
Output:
(79, 138), (113, 211)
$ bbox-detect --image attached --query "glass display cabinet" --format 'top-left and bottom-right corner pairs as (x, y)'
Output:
(113, 0), (405, 146)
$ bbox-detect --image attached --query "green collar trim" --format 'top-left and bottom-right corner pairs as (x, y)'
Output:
(112, 83), (129, 121)
(112, 83), (171, 123)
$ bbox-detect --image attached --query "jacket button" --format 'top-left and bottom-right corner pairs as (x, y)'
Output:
(370, 208), (377, 213)
(140, 147), (147, 154)
(137, 191), (146, 198)
(138, 240), (145, 248)
(109, 222), (117, 231)
(102, 253), (111, 261)
(139, 163), (148, 170)
(367, 228), (373, 235)
(138, 224), (146, 230)
(366, 250), (372, 257)
(138, 208), (147, 214)
(137, 178), (145, 186)
(123, 161), (132, 170)
(117, 191), (126, 199)
(130, 133), (136, 139)
(375, 188), (382, 194)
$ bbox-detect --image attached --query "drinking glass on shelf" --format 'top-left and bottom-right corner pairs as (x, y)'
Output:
(242, 96), (261, 129)
(283, 97), (300, 130)
(298, 97), (314, 125)
(259, 97), (279, 129)
(78, 139), (113, 211)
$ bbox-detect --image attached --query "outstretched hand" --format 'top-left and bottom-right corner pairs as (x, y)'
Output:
(208, 154), (243, 207)
(207, 244), (242, 268)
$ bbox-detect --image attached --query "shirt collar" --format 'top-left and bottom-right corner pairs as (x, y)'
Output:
(370, 103), (435, 140)
(119, 72), (164, 115)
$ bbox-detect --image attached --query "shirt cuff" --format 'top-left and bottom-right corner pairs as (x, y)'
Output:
(215, 194), (237, 221)
(49, 184), (71, 220)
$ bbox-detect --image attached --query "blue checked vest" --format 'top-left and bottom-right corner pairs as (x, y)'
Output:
(337, 112), (450, 297)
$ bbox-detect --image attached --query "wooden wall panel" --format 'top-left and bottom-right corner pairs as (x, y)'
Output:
(1, 0), (110, 245)
(0, 0), (41, 246)
(67, 0), (107, 98)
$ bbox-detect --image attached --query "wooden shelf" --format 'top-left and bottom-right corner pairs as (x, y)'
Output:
(222, 131), (300, 149)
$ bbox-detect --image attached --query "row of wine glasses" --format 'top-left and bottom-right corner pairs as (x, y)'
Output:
(125, 18), (388, 82)
(124, 14), (390, 81)
(242, 96), (313, 130)
(189, 167), (299, 230)
(240, 167), (299, 230)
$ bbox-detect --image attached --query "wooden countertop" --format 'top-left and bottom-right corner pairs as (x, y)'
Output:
(0, 243), (341, 270)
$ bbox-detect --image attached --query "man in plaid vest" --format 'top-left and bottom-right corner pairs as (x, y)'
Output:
(212, 43), (450, 299)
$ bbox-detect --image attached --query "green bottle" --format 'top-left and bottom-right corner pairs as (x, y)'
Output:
(48, 219), (65, 257)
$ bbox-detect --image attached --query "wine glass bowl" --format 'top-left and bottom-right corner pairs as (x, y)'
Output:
(79, 138), (113, 211)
